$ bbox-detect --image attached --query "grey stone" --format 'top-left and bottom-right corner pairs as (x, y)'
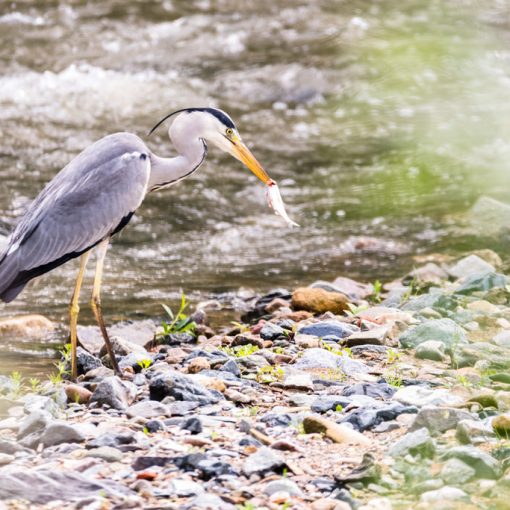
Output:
(448, 255), (495, 280)
(415, 340), (447, 361)
(420, 486), (469, 503)
(343, 382), (396, 399)
(168, 478), (204, 496)
(399, 318), (467, 353)
(408, 263), (449, 285)
(456, 342), (510, 369)
(242, 446), (285, 477)
(294, 348), (339, 370)
(126, 400), (169, 419)
(0, 454), (14, 466)
(23, 394), (61, 416)
(85, 446), (123, 462)
(184, 493), (236, 510)
(149, 371), (223, 405)
(86, 431), (136, 449)
(311, 396), (352, 413)
(0, 467), (133, 503)
(388, 428), (435, 458)
(393, 386), (464, 407)
(441, 458), (476, 485)
(441, 446), (501, 479)
(493, 330), (510, 347)
(76, 347), (102, 374)
(17, 410), (51, 439)
(260, 322), (285, 340)
(344, 326), (388, 346)
(282, 371), (314, 391)
(455, 271), (508, 295)
(264, 479), (303, 497)
(89, 376), (137, 410)
(298, 320), (358, 340)
(410, 406), (475, 435)
(39, 422), (85, 448)
(337, 356), (370, 376)
(456, 419), (496, 444)
(98, 335), (148, 357)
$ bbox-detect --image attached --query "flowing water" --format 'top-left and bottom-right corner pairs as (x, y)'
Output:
(1, 0), (510, 374)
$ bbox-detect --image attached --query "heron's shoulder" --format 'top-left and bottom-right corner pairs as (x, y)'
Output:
(69, 132), (151, 173)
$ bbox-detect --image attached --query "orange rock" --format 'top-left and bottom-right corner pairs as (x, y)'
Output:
(65, 384), (92, 404)
(187, 357), (211, 374)
(292, 287), (349, 315)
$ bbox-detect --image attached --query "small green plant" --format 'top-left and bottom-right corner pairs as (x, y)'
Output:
(256, 365), (284, 384)
(370, 279), (383, 303)
(137, 358), (152, 370)
(142, 427), (150, 435)
(335, 404), (343, 412)
(49, 342), (72, 384)
(28, 377), (42, 393)
(210, 430), (219, 440)
(9, 371), (24, 397)
(158, 293), (196, 339)
(385, 348), (402, 365)
(345, 302), (369, 317)
(385, 367), (403, 388)
(236, 503), (256, 510)
(273, 346), (285, 355)
(230, 321), (251, 333)
(219, 344), (259, 357)
(249, 405), (259, 416)
(321, 341), (352, 358)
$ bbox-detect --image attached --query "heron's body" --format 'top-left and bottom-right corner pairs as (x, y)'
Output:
(0, 108), (274, 377)
(0, 133), (152, 302)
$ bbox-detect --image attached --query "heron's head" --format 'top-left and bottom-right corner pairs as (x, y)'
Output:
(149, 107), (274, 185)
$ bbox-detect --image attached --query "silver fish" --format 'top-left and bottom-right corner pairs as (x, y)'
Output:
(266, 182), (299, 227)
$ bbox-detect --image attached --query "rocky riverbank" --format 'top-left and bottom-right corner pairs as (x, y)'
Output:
(1, 250), (510, 509)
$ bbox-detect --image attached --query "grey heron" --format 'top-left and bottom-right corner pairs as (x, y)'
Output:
(0, 107), (275, 378)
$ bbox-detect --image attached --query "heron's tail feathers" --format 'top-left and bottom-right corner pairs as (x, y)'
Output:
(0, 251), (25, 303)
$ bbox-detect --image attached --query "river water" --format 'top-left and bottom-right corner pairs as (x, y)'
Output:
(1, 0), (510, 373)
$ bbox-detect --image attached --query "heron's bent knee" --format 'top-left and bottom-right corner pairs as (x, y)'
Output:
(69, 303), (80, 316)
(90, 296), (101, 309)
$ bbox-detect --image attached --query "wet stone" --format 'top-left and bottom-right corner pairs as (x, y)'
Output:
(76, 347), (103, 375)
(455, 271), (508, 295)
(448, 255), (495, 280)
(175, 452), (238, 479)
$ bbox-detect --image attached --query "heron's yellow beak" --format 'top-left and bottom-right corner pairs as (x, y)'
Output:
(230, 135), (274, 185)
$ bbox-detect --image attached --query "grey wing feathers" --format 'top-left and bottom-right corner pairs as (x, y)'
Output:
(0, 133), (151, 302)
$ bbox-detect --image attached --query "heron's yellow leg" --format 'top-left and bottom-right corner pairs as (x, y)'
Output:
(69, 251), (91, 379)
(90, 238), (121, 375)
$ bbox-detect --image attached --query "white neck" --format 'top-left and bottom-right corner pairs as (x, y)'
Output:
(147, 138), (207, 192)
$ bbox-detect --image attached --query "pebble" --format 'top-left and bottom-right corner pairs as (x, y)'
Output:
(415, 340), (447, 361)
(85, 446), (123, 462)
(126, 400), (170, 419)
(38, 422), (85, 448)
(264, 479), (303, 497)
(0, 314), (54, 338)
(64, 384), (92, 405)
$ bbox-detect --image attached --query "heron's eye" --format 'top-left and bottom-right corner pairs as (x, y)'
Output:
(225, 128), (234, 137)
